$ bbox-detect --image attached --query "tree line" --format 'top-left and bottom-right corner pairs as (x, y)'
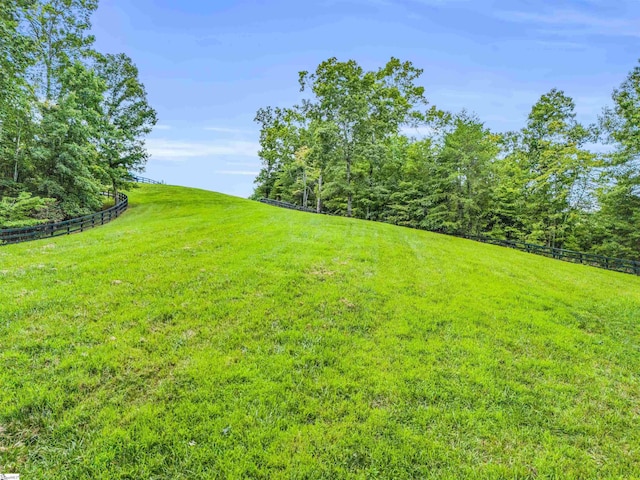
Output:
(0, 0), (156, 227)
(253, 57), (640, 260)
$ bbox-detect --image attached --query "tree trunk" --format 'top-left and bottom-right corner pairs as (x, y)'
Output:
(302, 168), (308, 208)
(346, 156), (352, 217)
(45, 23), (54, 101)
(317, 174), (323, 214)
(367, 162), (373, 220)
(13, 129), (21, 183)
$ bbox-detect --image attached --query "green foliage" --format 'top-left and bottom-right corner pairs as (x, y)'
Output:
(595, 61), (640, 257)
(486, 148), (528, 240)
(254, 106), (300, 201)
(515, 89), (597, 248)
(602, 60), (640, 163)
(255, 58), (640, 260)
(94, 53), (157, 197)
(2, 185), (640, 478)
(23, 0), (99, 101)
(258, 57), (428, 217)
(304, 57), (427, 217)
(423, 112), (499, 235)
(0, 191), (58, 227)
(0, 0), (155, 222)
(29, 62), (105, 217)
(0, 1), (33, 192)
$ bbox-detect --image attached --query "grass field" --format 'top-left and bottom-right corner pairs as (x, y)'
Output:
(1, 184), (640, 479)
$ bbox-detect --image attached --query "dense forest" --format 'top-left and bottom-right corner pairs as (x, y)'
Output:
(253, 58), (640, 260)
(0, 0), (156, 227)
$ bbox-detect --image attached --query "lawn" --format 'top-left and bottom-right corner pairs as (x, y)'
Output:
(1, 184), (639, 479)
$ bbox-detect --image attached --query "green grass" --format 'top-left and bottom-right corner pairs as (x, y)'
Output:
(1, 184), (640, 479)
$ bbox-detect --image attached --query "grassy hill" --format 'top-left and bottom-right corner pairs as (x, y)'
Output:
(1, 184), (640, 479)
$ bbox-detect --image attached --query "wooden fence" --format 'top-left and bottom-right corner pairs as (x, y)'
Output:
(259, 197), (640, 276)
(132, 175), (164, 185)
(462, 235), (640, 276)
(0, 192), (128, 246)
(259, 198), (317, 213)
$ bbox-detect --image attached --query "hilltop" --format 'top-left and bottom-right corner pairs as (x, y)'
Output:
(1, 185), (639, 478)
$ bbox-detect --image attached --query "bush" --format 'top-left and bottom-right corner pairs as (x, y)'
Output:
(0, 193), (61, 228)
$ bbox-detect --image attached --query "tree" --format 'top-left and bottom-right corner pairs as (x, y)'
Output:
(596, 60), (640, 258)
(95, 53), (157, 199)
(487, 137), (528, 240)
(29, 62), (105, 217)
(383, 136), (434, 228)
(23, 0), (98, 101)
(298, 57), (427, 217)
(0, 88), (33, 193)
(602, 61), (640, 168)
(513, 89), (596, 247)
(423, 112), (499, 235)
(254, 106), (303, 200)
(252, 57), (640, 259)
(0, 0), (34, 194)
(0, 0), (157, 224)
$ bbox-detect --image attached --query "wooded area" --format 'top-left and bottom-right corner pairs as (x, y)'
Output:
(253, 58), (640, 261)
(0, 0), (156, 228)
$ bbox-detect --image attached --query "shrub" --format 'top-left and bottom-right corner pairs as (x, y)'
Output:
(0, 192), (61, 228)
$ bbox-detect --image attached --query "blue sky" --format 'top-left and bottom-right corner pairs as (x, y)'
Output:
(91, 0), (640, 197)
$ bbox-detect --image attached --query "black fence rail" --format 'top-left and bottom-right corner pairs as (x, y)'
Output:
(462, 235), (640, 276)
(0, 192), (128, 246)
(259, 198), (640, 276)
(259, 198), (317, 213)
(132, 175), (164, 185)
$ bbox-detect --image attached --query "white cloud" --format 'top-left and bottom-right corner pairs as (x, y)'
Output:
(147, 138), (259, 162)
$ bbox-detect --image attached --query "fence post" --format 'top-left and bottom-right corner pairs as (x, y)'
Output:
(1, 191), (128, 246)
